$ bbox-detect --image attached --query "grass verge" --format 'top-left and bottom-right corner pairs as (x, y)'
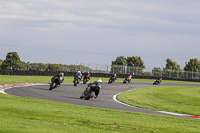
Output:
(118, 86), (200, 116)
(1, 93), (200, 133)
(0, 75), (200, 132)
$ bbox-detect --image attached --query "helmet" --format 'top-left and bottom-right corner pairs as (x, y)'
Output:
(77, 71), (81, 76)
(97, 78), (102, 83)
(59, 72), (64, 77)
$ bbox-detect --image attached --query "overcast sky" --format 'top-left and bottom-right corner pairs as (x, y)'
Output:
(0, 0), (200, 70)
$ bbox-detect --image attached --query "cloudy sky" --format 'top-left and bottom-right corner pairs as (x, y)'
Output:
(0, 0), (200, 70)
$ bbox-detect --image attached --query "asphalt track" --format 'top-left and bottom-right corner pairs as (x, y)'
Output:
(5, 82), (200, 118)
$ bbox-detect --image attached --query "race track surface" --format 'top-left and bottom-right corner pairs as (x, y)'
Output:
(5, 82), (200, 118)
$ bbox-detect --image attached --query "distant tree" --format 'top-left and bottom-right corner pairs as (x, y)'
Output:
(163, 58), (181, 78)
(184, 58), (200, 72)
(37, 63), (48, 71)
(1, 52), (21, 70)
(0, 59), (3, 70)
(29, 63), (48, 71)
(152, 67), (162, 77)
(143, 71), (152, 76)
(183, 58), (200, 79)
(46, 64), (64, 71)
(68, 65), (78, 72)
(164, 58), (180, 70)
(20, 61), (32, 70)
(111, 56), (127, 74)
(127, 56), (145, 68)
(111, 56), (145, 74)
(126, 56), (145, 75)
(112, 56), (127, 65)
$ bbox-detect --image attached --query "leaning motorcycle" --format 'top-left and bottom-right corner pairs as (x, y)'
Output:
(80, 82), (101, 100)
(83, 75), (89, 84)
(73, 76), (81, 86)
(153, 80), (161, 85)
(123, 77), (131, 84)
(108, 77), (115, 84)
(49, 77), (59, 90)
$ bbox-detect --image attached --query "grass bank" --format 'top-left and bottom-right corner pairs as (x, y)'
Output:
(1, 75), (200, 132)
(1, 92), (200, 133)
(118, 86), (200, 116)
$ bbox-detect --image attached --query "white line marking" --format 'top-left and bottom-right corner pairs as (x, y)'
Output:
(113, 90), (140, 109)
(113, 90), (200, 119)
(157, 111), (185, 116)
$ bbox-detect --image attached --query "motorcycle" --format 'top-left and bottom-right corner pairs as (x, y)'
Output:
(123, 77), (131, 84)
(73, 76), (81, 86)
(80, 82), (101, 100)
(83, 75), (89, 84)
(108, 77), (116, 84)
(49, 77), (59, 90)
(153, 79), (162, 85)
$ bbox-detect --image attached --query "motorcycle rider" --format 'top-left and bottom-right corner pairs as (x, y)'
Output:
(156, 77), (162, 84)
(74, 71), (83, 80)
(111, 73), (117, 80)
(84, 78), (102, 98)
(84, 71), (91, 80)
(126, 72), (134, 81)
(126, 74), (132, 81)
(51, 72), (64, 87)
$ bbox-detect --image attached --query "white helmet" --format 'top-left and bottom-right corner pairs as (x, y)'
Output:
(77, 71), (81, 76)
(97, 79), (102, 83)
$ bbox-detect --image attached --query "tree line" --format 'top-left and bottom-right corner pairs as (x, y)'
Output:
(0, 52), (200, 74)
(111, 56), (200, 72)
(0, 52), (97, 72)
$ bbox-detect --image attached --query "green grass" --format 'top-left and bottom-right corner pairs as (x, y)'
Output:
(0, 75), (109, 85)
(118, 86), (200, 116)
(0, 75), (199, 85)
(1, 75), (200, 132)
(1, 92), (200, 133)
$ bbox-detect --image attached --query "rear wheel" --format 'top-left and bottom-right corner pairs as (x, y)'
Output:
(49, 82), (56, 90)
(83, 78), (87, 84)
(85, 95), (90, 100)
(74, 80), (77, 86)
(123, 80), (126, 84)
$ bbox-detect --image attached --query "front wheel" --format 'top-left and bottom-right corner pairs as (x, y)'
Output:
(153, 82), (157, 85)
(85, 95), (90, 100)
(73, 79), (77, 86)
(49, 82), (56, 90)
(123, 80), (127, 84)
(83, 78), (87, 84)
